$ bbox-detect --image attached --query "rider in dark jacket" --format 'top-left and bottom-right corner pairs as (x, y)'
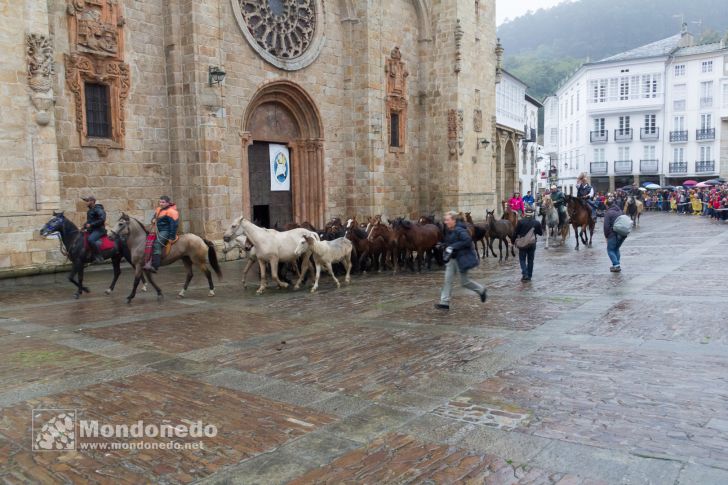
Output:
(143, 195), (179, 272)
(82, 196), (106, 263)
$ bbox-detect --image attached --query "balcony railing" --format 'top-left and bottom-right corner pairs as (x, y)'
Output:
(700, 97), (713, 108)
(590, 162), (608, 175)
(696, 128), (715, 140)
(614, 128), (633, 142)
(639, 159), (659, 174)
(590, 131), (608, 143)
(640, 128), (659, 141)
(614, 160), (633, 174)
(669, 130), (688, 142)
(695, 160), (716, 173)
(669, 162), (688, 174)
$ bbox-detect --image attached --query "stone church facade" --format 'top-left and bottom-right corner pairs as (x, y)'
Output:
(0, 0), (502, 277)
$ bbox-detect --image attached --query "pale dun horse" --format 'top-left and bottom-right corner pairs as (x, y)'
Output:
(540, 194), (569, 248)
(108, 213), (222, 303)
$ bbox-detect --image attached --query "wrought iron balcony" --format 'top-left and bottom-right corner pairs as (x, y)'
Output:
(669, 130), (688, 142)
(590, 130), (608, 143)
(590, 162), (608, 175)
(614, 160), (633, 174)
(669, 162), (688, 174)
(696, 128), (715, 140)
(700, 97), (713, 108)
(614, 128), (633, 142)
(640, 128), (659, 141)
(639, 159), (659, 174)
(695, 160), (716, 173)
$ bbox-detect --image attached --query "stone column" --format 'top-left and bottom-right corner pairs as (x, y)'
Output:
(239, 131), (253, 219)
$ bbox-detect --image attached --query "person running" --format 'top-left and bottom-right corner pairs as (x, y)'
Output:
(603, 195), (625, 273)
(435, 211), (486, 310)
(514, 207), (543, 281)
(81, 195), (106, 263)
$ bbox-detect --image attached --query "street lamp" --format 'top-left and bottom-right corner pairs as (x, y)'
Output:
(208, 66), (226, 86)
(477, 138), (490, 149)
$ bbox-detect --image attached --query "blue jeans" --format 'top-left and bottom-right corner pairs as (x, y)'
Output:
(607, 234), (625, 267)
(87, 228), (105, 252)
(518, 245), (536, 278)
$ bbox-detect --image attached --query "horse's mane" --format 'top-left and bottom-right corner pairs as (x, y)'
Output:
(122, 215), (149, 234)
(350, 226), (367, 239)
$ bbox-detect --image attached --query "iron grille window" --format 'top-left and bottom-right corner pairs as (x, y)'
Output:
(85, 83), (111, 138)
(390, 112), (400, 147)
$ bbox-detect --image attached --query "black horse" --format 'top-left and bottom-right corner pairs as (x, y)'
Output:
(40, 212), (143, 299)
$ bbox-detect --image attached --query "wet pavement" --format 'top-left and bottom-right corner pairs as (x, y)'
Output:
(0, 212), (727, 484)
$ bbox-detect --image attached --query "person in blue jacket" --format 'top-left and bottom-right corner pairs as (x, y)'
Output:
(435, 211), (487, 310)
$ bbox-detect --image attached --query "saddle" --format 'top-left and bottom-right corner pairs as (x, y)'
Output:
(83, 233), (115, 252)
(144, 234), (180, 261)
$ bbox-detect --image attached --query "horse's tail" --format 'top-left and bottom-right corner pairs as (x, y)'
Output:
(204, 239), (223, 279)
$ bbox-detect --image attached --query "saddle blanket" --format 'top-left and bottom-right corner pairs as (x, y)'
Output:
(144, 234), (178, 262)
(84, 233), (115, 252)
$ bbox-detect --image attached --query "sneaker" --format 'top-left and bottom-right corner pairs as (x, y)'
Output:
(521, 276), (527, 281)
(479, 289), (487, 303)
(524, 276), (532, 281)
(434, 303), (450, 311)
(609, 266), (621, 273)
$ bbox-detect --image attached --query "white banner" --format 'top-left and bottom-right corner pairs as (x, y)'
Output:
(269, 144), (291, 191)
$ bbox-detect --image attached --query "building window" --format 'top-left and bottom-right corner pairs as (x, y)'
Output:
(643, 145), (656, 159)
(575, 120), (580, 142)
(84, 83), (111, 138)
(593, 148), (605, 162)
(673, 115), (685, 131)
(701, 60), (713, 73)
(674, 64), (685, 77)
(644, 114), (656, 133)
(699, 145), (712, 161)
(700, 81), (713, 107)
(550, 128), (558, 145)
(700, 113), (712, 130)
(618, 116), (630, 131)
(619, 76), (629, 100)
(593, 117), (605, 135)
(618, 146), (630, 161)
(389, 112), (400, 148)
(673, 147), (685, 162)
(723, 82), (728, 108)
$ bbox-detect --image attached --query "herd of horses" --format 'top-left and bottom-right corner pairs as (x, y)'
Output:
(39, 193), (640, 302)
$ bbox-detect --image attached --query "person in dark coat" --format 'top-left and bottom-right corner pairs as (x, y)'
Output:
(82, 195), (106, 263)
(435, 211), (486, 310)
(514, 207), (543, 281)
(603, 195), (624, 272)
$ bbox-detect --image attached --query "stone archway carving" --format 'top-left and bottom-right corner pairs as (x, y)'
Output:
(240, 80), (325, 227)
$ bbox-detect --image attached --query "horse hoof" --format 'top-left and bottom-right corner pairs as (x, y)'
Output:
(208, 290), (215, 297)
(141, 285), (148, 292)
(177, 291), (185, 298)
(310, 288), (317, 293)
(293, 285), (300, 290)
(73, 293), (80, 300)
(126, 298), (132, 304)
(104, 288), (112, 295)
(82, 287), (91, 293)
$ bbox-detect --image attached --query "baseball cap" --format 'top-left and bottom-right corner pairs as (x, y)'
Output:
(81, 195), (96, 202)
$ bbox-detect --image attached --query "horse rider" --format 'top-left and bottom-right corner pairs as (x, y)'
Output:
(522, 190), (535, 210)
(508, 192), (525, 215)
(143, 195), (179, 273)
(550, 184), (567, 229)
(576, 172), (597, 221)
(82, 195), (106, 263)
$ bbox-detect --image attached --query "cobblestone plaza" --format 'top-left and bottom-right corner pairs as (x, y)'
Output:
(1, 213), (727, 483)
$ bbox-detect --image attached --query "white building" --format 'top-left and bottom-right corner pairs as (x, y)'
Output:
(544, 25), (728, 193)
(495, 70), (542, 200)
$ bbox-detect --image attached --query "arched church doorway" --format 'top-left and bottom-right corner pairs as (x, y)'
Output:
(504, 139), (517, 199)
(241, 80), (325, 228)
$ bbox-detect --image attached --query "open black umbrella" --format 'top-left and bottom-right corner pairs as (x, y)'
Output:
(704, 180), (721, 186)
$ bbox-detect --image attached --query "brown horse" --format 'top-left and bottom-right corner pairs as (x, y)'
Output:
(565, 195), (594, 250)
(345, 217), (387, 272)
(485, 210), (514, 261)
(501, 200), (519, 229)
(391, 218), (442, 272)
(109, 213), (222, 303)
(367, 217), (396, 270)
(464, 212), (493, 258)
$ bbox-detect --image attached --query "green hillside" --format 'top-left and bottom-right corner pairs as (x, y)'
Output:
(498, 0), (728, 100)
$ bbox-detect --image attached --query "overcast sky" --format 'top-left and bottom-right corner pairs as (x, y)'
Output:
(496, 0), (571, 26)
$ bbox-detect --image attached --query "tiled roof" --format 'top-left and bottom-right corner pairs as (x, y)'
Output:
(674, 42), (726, 57)
(595, 34), (682, 63)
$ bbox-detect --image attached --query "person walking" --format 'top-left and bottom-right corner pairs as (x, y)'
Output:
(514, 207), (543, 281)
(435, 211), (486, 310)
(603, 195), (625, 272)
(81, 195), (106, 263)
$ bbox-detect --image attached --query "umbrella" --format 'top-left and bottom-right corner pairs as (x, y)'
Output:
(683, 180), (698, 186)
(645, 183), (661, 190)
(641, 181), (654, 187)
(663, 185), (676, 190)
(695, 182), (710, 188)
(638, 187), (647, 191)
(704, 179), (723, 186)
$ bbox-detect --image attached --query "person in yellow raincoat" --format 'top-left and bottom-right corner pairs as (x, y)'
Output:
(670, 194), (678, 212)
(691, 191), (702, 215)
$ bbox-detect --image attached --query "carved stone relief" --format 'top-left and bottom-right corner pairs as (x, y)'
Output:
(65, 0), (129, 153)
(448, 109), (464, 158)
(454, 19), (463, 74)
(385, 47), (409, 153)
(26, 33), (55, 125)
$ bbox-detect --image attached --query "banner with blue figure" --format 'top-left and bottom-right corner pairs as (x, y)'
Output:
(269, 144), (290, 191)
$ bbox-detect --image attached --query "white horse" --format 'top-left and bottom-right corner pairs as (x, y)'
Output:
(223, 216), (317, 294)
(539, 195), (568, 249)
(222, 235), (260, 287)
(294, 233), (352, 293)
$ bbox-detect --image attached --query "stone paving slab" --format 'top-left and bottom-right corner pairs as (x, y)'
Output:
(570, 298), (728, 344)
(79, 309), (311, 354)
(207, 325), (501, 400)
(287, 432), (603, 484)
(0, 372), (334, 483)
(472, 344), (728, 469)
